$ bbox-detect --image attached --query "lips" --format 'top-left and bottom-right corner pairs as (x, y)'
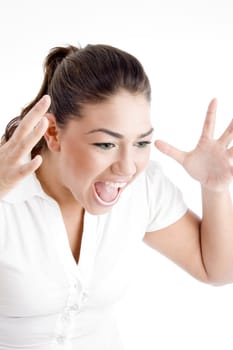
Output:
(94, 181), (127, 206)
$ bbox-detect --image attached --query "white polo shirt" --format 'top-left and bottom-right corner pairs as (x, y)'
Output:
(0, 160), (187, 350)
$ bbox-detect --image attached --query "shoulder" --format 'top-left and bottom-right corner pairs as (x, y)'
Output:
(140, 160), (188, 231)
(143, 159), (182, 199)
(0, 173), (50, 205)
(144, 159), (165, 184)
(121, 160), (168, 207)
(132, 160), (168, 199)
(118, 160), (170, 217)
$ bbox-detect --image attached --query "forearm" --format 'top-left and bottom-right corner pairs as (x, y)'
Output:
(201, 187), (233, 285)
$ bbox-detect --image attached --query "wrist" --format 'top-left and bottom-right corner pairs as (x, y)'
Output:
(201, 184), (232, 203)
(201, 181), (232, 194)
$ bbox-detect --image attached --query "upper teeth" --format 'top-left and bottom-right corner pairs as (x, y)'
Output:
(105, 182), (127, 188)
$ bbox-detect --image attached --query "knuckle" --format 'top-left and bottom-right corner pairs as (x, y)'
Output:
(7, 139), (28, 161)
(33, 122), (43, 135)
(18, 165), (27, 177)
(0, 171), (14, 190)
(32, 101), (45, 115)
(19, 138), (28, 152)
(227, 124), (233, 134)
(19, 121), (28, 132)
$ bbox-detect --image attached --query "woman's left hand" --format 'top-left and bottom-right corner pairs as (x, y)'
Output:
(155, 99), (233, 192)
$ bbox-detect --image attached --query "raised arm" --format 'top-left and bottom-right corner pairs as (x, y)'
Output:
(144, 99), (233, 285)
(0, 96), (50, 198)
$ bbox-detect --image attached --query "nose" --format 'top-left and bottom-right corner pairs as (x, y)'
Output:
(111, 149), (137, 177)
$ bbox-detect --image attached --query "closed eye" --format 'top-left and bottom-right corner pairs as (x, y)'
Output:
(92, 143), (115, 150)
(134, 141), (151, 148)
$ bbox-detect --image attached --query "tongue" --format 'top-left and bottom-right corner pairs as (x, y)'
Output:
(94, 182), (119, 203)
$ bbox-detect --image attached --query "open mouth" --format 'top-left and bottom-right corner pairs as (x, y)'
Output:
(93, 181), (127, 206)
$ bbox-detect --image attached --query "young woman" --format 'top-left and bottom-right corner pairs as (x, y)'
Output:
(0, 44), (233, 349)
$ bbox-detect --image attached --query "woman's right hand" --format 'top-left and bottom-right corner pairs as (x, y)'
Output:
(0, 95), (50, 198)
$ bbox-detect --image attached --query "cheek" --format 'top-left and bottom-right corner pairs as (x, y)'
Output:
(61, 146), (104, 179)
(61, 141), (85, 167)
(137, 149), (151, 169)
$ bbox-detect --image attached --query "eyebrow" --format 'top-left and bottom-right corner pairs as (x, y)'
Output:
(86, 128), (154, 139)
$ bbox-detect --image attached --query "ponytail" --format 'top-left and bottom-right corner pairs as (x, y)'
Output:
(1, 45), (80, 155)
(2, 43), (151, 157)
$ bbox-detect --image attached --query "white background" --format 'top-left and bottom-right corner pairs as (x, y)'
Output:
(1, 0), (233, 349)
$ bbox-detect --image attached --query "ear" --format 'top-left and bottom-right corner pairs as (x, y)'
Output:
(44, 113), (61, 152)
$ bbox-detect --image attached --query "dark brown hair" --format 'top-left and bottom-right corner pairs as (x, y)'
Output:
(2, 43), (151, 156)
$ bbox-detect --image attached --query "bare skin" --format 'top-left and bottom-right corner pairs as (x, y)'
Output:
(0, 95), (50, 197)
(1, 96), (233, 283)
(144, 99), (233, 284)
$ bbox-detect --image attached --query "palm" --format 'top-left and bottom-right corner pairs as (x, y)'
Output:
(0, 96), (50, 198)
(155, 99), (233, 192)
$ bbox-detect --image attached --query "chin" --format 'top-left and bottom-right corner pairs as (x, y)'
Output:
(84, 203), (114, 216)
(78, 190), (121, 215)
(82, 196), (117, 215)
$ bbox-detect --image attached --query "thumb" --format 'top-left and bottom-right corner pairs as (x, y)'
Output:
(154, 140), (186, 165)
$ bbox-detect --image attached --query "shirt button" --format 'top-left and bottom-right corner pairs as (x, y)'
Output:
(69, 303), (79, 311)
(61, 312), (70, 322)
(56, 335), (66, 344)
(82, 291), (89, 302)
(74, 282), (81, 290)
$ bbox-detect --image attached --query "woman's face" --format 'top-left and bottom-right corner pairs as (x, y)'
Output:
(56, 90), (153, 214)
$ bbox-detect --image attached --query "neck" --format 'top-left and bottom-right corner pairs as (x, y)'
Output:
(35, 151), (82, 212)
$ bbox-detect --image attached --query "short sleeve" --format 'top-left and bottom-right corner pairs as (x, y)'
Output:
(146, 161), (188, 232)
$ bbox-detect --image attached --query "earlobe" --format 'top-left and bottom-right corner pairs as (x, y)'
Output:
(44, 113), (61, 152)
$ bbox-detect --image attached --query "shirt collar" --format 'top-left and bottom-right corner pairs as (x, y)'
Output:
(1, 172), (52, 204)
